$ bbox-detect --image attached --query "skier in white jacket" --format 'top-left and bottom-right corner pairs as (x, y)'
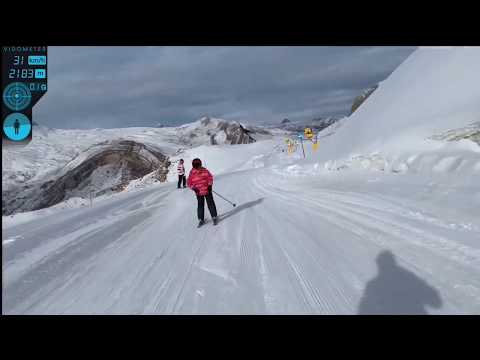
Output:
(177, 159), (186, 189)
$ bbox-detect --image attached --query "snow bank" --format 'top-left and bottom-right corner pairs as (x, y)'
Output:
(285, 47), (480, 177)
(166, 140), (278, 182)
(341, 47), (480, 155)
(124, 171), (163, 191)
(2, 197), (90, 229)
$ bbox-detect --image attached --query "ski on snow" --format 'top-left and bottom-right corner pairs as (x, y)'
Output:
(197, 218), (219, 228)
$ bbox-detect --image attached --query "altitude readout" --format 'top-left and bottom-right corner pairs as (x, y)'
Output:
(9, 68), (46, 79)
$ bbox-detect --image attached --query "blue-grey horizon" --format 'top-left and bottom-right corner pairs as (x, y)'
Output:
(35, 46), (416, 129)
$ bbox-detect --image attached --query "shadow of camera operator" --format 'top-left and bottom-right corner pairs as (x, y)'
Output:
(358, 250), (442, 315)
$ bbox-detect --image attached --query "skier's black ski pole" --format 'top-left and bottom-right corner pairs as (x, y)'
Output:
(212, 190), (236, 207)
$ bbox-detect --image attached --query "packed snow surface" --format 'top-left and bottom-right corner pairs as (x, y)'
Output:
(2, 47), (480, 314)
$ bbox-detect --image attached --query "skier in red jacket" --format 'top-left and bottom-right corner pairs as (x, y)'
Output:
(187, 158), (218, 227)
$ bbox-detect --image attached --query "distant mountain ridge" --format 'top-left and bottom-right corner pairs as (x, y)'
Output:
(272, 116), (340, 133)
(176, 116), (257, 146)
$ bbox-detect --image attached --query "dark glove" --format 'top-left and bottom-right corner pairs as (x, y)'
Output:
(208, 185), (212, 193)
(193, 187), (200, 195)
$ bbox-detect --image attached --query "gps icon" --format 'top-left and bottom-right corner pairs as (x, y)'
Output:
(3, 82), (32, 111)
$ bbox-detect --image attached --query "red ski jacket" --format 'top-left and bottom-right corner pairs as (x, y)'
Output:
(187, 167), (213, 196)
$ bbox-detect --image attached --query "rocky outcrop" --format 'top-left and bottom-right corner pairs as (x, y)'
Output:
(3, 140), (170, 215)
(430, 121), (480, 146)
(177, 116), (257, 146)
(350, 85), (378, 115)
(155, 165), (170, 182)
(215, 119), (256, 144)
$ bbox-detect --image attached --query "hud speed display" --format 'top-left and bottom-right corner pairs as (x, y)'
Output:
(2, 46), (48, 144)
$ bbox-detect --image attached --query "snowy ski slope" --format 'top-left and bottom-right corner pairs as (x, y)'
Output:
(2, 47), (480, 314)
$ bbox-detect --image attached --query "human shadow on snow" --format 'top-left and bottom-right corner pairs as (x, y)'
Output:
(358, 250), (443, 315)
(217, 198), (264, 223)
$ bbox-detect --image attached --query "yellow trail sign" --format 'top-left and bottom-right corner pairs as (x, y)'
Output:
(304, 127), (313, 140)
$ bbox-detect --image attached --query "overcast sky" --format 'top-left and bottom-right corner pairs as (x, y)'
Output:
(35, 46), (416, 129)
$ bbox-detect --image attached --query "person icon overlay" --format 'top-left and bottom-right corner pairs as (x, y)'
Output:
(14, 118), (20, 135)
(3, 113), (32, 142)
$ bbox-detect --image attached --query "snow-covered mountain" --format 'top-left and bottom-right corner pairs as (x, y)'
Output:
(290, 47), (480, 180)
(175, 116), (258, 146)
(3, 47), (480, 315)
(3, 139), (170, 215)
(2, 117), (277, 215)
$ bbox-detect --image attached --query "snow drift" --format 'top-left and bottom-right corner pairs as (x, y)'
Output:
(285, 47), (480, 180)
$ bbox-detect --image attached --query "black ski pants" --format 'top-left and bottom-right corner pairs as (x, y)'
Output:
(197, 192), (217, 221)
(178, 175), (186, 188)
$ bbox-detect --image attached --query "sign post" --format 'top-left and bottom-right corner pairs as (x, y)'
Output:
(298, 134), (306, 158)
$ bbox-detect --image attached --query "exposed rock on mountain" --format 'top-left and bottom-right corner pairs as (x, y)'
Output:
(3, 140), (170, 215)
(176, 116), (257, 146)
(350, 85), (378, 115)
(430, 121), (480, 146)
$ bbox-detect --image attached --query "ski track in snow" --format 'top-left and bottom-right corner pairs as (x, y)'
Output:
(2, 167), (479, 314)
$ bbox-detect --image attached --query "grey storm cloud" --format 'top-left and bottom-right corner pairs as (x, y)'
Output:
(35, 46), (416, 129)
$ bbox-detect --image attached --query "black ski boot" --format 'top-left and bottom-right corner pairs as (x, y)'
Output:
(198, 219), (205, 228)
(213, 217), (218, 226)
